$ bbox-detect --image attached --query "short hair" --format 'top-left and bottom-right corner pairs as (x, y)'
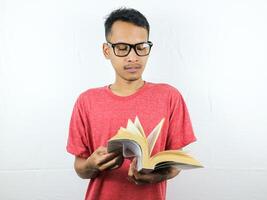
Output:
(104, 8), (150, 40)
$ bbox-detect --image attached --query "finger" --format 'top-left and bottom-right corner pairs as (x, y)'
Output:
(132, 159), (140, 179)
(128, 158), (136, 177)
(95, 146), (108, 155)
(100, 155), (122, 171)
(127, 172), (140, 185)
(128, 176), (146, 185)
(128, 158), (145, 185)
(109, 154), (124, 170)
(134, 180), (146, 185)
(132, 157), (137, 166)
(108, 148), (122, 154)
(98, 155), (123, 171)
(98, 152), (121, 166)
(96, 146), (107, 152)
(127, 176), (136, 184)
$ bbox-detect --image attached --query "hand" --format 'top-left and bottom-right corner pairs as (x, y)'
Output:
(75, 146), (124, 179)
(128, 158), (181, 185)
(87, 146), (124, 171)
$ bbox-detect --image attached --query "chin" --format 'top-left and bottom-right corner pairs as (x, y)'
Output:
(117, 71), (143, 82)
(124, 76), (142, 82)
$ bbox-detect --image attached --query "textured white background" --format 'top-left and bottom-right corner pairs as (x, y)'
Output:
(1, 0), (267, 199)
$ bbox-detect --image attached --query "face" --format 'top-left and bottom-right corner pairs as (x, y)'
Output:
(103, 21), (150, 82)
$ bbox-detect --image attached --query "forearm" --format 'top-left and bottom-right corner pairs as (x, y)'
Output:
(74, 156), (99, 179)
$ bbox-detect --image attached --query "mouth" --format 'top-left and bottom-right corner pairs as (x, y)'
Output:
(124, 65), (142, 73)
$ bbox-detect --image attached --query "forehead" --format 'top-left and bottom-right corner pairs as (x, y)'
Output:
(109, 21), (148, 44)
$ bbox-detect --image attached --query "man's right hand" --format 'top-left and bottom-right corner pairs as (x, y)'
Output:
(74, 146), (124, 179)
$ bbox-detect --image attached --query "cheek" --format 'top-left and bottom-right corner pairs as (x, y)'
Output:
(110, 57), (124, 69)
(141, 57), (149, 65)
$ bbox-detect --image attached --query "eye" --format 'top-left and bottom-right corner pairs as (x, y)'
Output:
(137, 43), (149, 51)
(115, 44), (129, 51)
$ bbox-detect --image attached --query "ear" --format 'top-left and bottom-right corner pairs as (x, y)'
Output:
(103, 43), (111, 59)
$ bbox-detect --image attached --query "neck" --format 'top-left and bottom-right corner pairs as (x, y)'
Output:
(109, 79), (145, 96)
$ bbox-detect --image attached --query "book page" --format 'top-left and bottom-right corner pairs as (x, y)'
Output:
(134, 116), (146, 138)
(147, 118), (165, 156)
(121, 141), (143, 171)
(126, 119), (143, 136)
(155, 162), (202, 170)
(122, 141), (142, 158)
(107, 141), (123, 153)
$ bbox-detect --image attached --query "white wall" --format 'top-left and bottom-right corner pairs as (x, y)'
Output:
(1, 0), (267, 199)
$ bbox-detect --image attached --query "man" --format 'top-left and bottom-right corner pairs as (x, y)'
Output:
(67, 8), (196, 200)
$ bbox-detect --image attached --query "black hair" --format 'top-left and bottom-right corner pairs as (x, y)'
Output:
(104, 7), (150, 40)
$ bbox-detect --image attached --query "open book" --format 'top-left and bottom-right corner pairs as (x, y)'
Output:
(107, 116), (203, 173)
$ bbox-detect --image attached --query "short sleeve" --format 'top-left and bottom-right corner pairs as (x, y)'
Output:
(166, 88), (197, 150)
(66, 95), (91, 158)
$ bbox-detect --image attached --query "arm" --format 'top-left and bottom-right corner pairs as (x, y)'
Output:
(128, 158), (181, 185)
(74, 146), (124, 179)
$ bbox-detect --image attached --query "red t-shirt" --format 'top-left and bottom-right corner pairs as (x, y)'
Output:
(67, 81), (196, 200)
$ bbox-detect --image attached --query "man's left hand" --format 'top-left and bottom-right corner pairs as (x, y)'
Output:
(128, 158), (181, 185)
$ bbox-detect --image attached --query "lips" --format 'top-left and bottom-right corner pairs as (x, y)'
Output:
(124, 65), (141, 73)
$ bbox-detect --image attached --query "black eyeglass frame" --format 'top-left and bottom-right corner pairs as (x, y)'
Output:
(106, 41), (153, 57)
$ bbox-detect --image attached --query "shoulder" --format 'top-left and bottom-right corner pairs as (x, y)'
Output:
(81, 86), (106, 97)
(75, 85), (106, 104)
(149, 82), (182, 97)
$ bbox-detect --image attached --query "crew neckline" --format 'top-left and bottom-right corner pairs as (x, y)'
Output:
(105, 81), (150, 100)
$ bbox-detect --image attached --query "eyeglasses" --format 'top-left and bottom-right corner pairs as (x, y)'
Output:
(107, 41), (153, 57)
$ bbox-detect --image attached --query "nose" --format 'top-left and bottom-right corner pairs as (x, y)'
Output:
(126, 47), (139, 62)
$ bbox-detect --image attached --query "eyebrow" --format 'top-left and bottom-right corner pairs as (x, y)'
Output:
(109, 41), (148, 44)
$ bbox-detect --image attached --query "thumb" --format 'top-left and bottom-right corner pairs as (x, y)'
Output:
(128, 158), (137, 176)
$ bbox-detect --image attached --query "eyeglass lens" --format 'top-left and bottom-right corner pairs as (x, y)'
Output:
(114, 43), (151, 56)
